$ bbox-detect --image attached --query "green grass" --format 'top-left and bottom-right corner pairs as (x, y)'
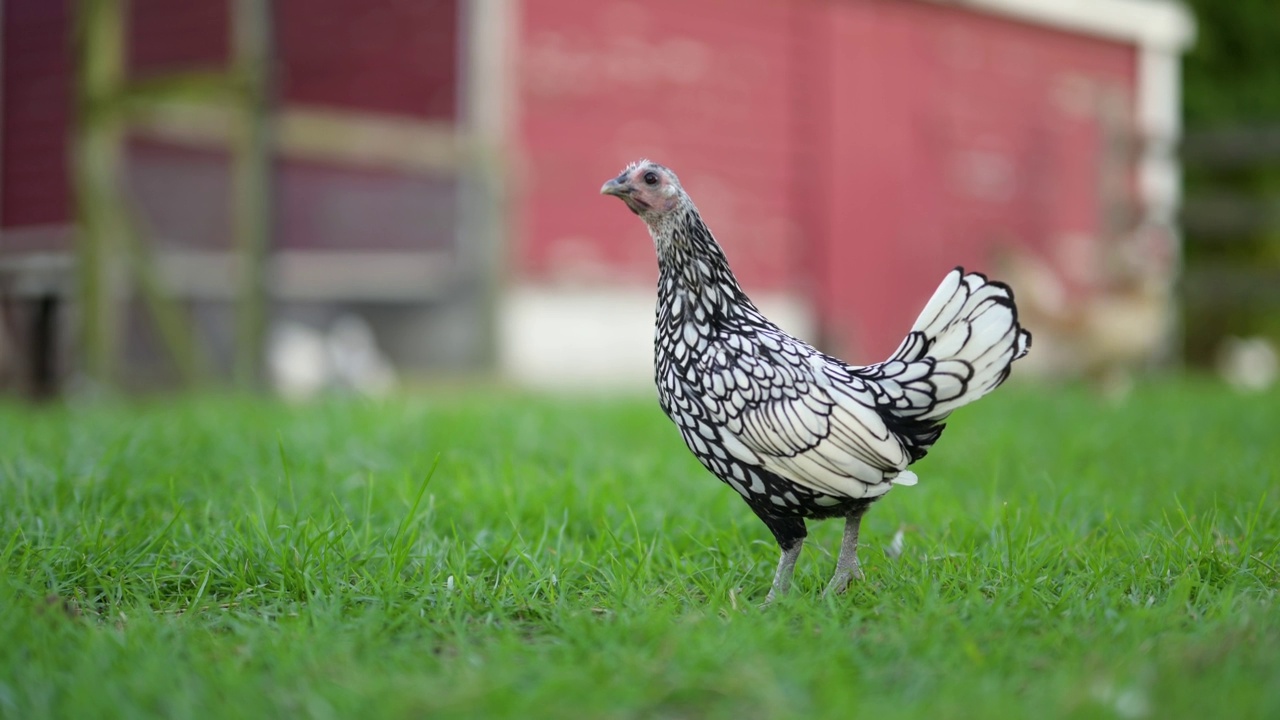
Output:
(1, 379), (1278, 719)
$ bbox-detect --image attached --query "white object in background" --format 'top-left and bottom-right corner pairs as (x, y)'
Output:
(268, 321), (330, 401)
(1216, 336), (1278, 393)
(268, 314), (397, 400)
(327, 313), (397, 397)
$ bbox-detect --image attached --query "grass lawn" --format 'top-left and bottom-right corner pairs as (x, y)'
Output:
(1, 379), (1278, 719)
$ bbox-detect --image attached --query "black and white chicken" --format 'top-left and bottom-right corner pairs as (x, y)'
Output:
(601, 160), (1032, 602)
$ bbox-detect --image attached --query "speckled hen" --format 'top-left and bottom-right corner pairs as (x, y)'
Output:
(601, 160), (1032, 602)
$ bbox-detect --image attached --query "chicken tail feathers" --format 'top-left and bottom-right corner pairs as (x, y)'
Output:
(855, 267), (1031, 459)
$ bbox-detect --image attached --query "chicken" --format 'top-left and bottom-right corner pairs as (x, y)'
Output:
(601, 160), (1031, 602)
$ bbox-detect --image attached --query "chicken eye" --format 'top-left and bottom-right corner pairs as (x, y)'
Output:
(643, 171), (659, 185)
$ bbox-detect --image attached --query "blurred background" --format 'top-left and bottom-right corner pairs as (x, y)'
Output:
(0, 0), (1274, 400)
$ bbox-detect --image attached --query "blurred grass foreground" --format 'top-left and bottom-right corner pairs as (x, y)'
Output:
(2, 380), (1278, 719)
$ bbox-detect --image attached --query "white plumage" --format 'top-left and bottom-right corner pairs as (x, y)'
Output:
(703, 267), (1028, 503)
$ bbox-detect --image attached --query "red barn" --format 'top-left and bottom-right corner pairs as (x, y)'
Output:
(0, 0), (1193, 389)
(503, 0), (1193, 386)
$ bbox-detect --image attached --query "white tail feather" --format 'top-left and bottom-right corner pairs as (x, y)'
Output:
(891, 470), (919, 486)
(872, 267), (1031, 424)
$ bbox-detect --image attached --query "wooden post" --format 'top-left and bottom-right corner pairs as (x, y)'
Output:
(231, 0), (274, 390)
(458, 0), (511, 372)
(72, 0), (210, 390)
(71, 0), (126, 387)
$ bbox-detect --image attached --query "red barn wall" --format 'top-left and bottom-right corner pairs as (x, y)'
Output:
(2, 0), (72, 233)
(271, 0), (461, 253)
(275, 0), (457, 120)
(514, 0), (1138, 362)
(127, 0), (230, 76)
(515, 0), (804, 292)
(816, 0), (1136, 359)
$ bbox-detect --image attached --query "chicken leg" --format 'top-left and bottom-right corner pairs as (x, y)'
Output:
(763, 540), (803, 606)
(823, 505), (869, 596)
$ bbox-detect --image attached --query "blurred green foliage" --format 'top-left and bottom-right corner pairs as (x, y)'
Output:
(1179, 0), (1280, 363)
(1182, 0), (1280, 125)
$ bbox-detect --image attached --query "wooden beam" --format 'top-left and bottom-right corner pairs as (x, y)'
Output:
(156, 250), (459, 302)
(72, 0), (210, 390)
(1183, 265), (1280, 307)
(1183, 126), (1280, 170)
(457, 0), (513, 371)
(129, 102), (467, 173)
(231, 0), (274, 390)
(279, 109), (465, 173)
(2, 249), (460, 302)
(1181, 195), (1280, 240)
(71, 0), (127, 386)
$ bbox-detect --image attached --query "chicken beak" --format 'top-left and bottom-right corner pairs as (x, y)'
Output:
(600, 177), (632, 197)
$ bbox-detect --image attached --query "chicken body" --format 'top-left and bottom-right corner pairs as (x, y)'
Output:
(602, 160), (1031, 601)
